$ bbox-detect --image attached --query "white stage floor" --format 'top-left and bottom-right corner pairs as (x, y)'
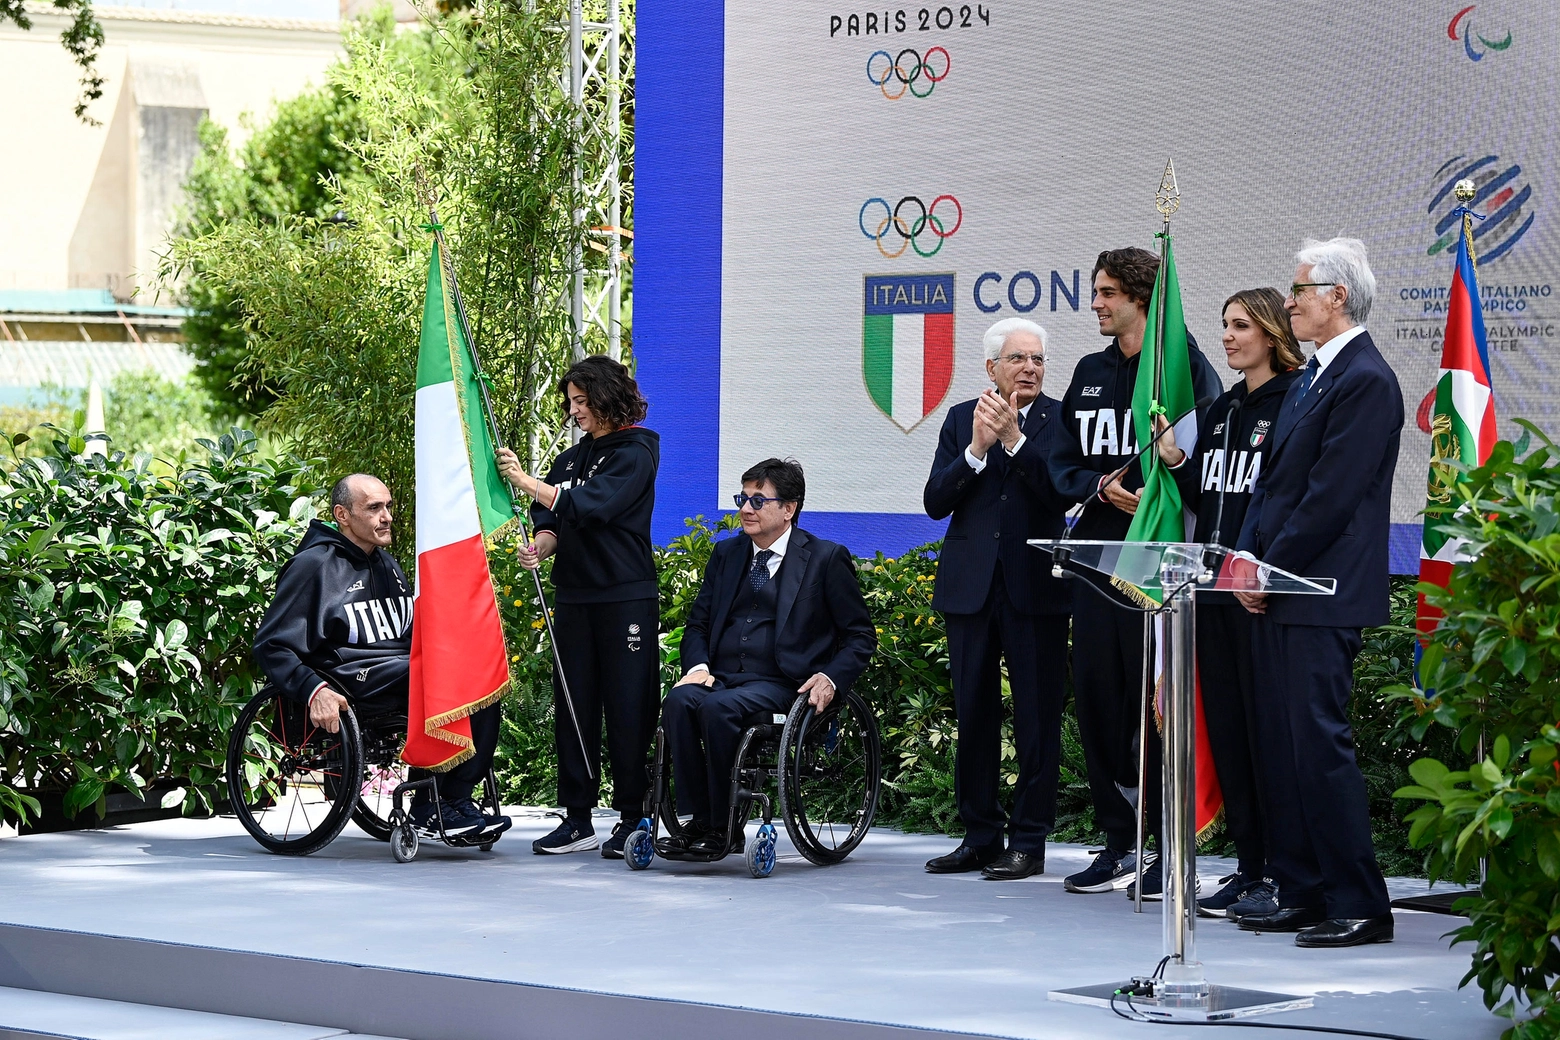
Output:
(0, 809), (1499, 1040)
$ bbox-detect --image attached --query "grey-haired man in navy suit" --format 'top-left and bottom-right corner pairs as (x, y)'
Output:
(922, 317), (1072, 880)
(1234, 237), (1402, 948)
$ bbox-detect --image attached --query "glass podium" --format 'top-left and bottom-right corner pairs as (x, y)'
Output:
(1031, 540), (1334, 1022)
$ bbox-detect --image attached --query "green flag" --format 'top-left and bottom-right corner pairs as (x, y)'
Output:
(1124, 231), (1197, 558)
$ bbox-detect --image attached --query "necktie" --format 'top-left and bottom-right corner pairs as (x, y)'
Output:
(1291, 356), (1319, 409)
(750, 549), (775, 591)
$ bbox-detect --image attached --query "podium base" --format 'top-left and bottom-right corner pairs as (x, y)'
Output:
(1049, 981), (1313, 1021)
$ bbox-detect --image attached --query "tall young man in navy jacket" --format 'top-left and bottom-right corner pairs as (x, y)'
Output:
(1234, 237), (1403, 947)
(1048, 248), (1223, 897)
(922, 318), (1071, 880)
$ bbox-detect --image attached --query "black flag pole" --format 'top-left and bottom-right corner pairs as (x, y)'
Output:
(420, 182), (594, 780)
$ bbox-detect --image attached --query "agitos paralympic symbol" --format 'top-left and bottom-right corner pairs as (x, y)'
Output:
(859, 195), (963, 258)
(866, 47), (950, 99)
(1447, 5), (1512, 62)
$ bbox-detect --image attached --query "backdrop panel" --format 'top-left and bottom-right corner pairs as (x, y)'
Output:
(638, 0), (1559, 569)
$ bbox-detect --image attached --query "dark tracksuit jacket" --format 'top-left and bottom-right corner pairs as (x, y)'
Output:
(1046, 333), (1224, 850)
(1170, 368), (1301, 873)
(253, 520), (412, 706)
(530, 425), (661, 815)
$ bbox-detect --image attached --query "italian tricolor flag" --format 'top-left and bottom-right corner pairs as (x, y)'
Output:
(403, 239), (514, 770)
(1122, 233), (1222, 839)
(1416, 212), (1498, 642)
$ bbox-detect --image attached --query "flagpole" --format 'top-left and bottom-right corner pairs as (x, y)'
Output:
(1151, 159), (1180, 409)
(416, 179), (595, 780)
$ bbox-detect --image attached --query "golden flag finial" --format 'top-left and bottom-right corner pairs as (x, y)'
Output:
(1155, 158), (1181, 224)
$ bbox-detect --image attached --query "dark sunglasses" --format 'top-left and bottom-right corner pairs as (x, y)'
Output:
(734, 493), (789, 510)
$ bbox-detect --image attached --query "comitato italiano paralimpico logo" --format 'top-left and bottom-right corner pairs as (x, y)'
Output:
(1427, 154), (1534, 264)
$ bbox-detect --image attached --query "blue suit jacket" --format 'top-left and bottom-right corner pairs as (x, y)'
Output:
(1236, 330), (1403, 628)
(924, 394), (1072, 616)
(679, 527), (877, 692)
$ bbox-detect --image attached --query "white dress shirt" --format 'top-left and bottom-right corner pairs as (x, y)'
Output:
(1309, 325), (1365, 379)
(964, 401), (1033, 474)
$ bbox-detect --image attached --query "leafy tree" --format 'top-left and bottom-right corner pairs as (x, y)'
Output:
(1, 0), (104, 122)
(171, 2), (605, 555)
(177, 81), (368, 417)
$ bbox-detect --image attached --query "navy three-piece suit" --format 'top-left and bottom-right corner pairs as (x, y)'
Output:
(1237, 328), (1402, 919)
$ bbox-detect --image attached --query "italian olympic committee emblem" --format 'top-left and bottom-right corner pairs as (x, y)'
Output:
(863, 273), (954, 433)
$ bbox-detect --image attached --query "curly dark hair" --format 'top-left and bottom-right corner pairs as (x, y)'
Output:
(1092, 247), (1161, 308)
(559, 355), (648, 431)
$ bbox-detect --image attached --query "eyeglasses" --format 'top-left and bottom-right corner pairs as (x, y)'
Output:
(1001, 352), (1047, 367)
(1289, 282), (1335, 301)
(734, 493), (788, 510)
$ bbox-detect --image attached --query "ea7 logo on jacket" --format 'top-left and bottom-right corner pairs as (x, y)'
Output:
(345, 579), (365, 593)
(1080, 386), (1104, 397)
(343, 596), (413, 645)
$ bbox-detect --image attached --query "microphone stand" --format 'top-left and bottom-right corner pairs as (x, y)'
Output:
(1202, 396), (1243, 579)
(1052, 396), (1213, 579)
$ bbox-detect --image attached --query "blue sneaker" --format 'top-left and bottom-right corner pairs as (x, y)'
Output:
(1064, 848), (1136, 893)
(532, 813), (598, 854)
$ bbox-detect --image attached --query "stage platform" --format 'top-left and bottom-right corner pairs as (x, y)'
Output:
(0, 809), (1499, 1040)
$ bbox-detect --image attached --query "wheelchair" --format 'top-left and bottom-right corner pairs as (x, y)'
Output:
(624, 687), (882, 878)
(224, 686), (505, 861)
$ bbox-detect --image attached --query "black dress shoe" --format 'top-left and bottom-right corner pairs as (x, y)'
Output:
(1236, 906), (1326, 932)
(1295, 915), (1394, 948)
(691, 829), (744, 856)
(925, 843), (1001, 874)
(982, 848), (1044, 880)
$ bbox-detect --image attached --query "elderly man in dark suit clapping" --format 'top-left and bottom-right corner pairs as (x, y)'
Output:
(922, 317), (1073, 881)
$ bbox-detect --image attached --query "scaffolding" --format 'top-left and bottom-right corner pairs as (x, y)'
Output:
(566, 0), (628, 363)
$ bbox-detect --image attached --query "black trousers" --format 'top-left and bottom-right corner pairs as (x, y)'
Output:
(1071, 582), (1160, 852)
(663, 678), (795, 825)
(944, 571), (1069, 854)
(1196, 602), (1265, 876)
(1250, 617), (1390, 919)
(552, 598), (660, 818)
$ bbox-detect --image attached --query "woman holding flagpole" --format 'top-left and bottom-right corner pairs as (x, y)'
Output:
(496, 355), (661, 859)
(1154, 287), (1302, 919)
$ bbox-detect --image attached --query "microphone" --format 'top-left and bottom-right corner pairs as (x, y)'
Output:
(1053, 394), (1215, 577)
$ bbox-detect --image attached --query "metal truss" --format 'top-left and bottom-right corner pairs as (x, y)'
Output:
(566, 0), (628, 363)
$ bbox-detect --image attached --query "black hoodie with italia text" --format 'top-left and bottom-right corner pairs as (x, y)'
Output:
(1048, 334), (1225, 541)
(253, 520), (413, 705)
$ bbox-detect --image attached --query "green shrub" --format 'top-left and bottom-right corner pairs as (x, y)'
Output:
(1393, 423), (1560, 1040)
(0, 427), (322, 824)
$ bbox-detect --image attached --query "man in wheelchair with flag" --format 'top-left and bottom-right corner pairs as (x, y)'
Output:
(251, 473), (509, 844)
(644, 458), (878, 872)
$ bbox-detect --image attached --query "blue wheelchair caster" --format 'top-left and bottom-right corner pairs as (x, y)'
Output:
(625, 819), (655, 870)
(746, 823), (777, 878)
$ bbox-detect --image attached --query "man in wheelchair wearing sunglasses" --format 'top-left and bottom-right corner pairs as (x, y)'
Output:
(254, 473), (507, 838)
(662, 458), (877, 856)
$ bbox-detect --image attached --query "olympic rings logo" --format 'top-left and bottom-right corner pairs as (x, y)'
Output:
(858, 195), (963, 258)
(866, 47), (950, 100)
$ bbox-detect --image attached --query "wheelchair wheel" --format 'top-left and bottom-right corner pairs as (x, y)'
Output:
(746, 822), (777, 878)
(390, 821), (418, 863)
(226, 688), (361, 856)
(778, 689), (881, 865)
(625, 825), (655, 870)
(340, 723), (409, 842)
